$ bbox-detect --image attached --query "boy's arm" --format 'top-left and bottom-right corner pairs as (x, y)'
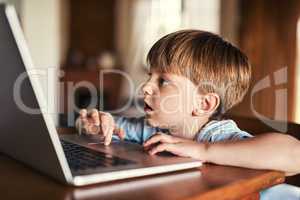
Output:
(144, 132), (300, 176)
(76, 109), (156, 145)
(113, 115), (156, 144)
(205, 133), (300, 176)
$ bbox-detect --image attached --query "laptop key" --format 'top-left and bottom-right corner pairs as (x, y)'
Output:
(60, 140), (135, 171)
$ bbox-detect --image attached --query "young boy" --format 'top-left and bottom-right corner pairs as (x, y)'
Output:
(77, 30), (300, 199)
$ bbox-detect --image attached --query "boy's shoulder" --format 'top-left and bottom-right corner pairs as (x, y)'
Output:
(196, 119), (253, 143)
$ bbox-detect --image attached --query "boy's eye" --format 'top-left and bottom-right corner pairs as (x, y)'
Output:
(158, 77), (170, 87)
(145, 72), (152, 82)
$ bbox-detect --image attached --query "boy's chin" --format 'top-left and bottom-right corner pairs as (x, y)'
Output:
(145, 116), (163, 128)
(145, 117), (158, 127)
(145, 116), (172, 129)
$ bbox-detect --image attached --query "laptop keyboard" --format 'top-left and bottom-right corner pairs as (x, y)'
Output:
(60, 140), (136, 171)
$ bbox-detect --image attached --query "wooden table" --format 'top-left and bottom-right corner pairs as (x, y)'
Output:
(0, 153), (284, 200)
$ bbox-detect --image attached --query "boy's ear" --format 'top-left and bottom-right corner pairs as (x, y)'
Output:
(192, 93), (220, 116)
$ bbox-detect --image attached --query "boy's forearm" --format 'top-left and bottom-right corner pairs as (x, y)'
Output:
(204, 133), (300, 175)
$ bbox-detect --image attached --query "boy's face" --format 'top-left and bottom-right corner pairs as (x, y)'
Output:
(142, 68), (200, 132)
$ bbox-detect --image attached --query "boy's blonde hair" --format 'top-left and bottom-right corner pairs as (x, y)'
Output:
(147, 30), (251, 119)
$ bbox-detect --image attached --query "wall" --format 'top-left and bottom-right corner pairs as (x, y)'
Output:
(68, 0), (115, 59)
(0, 0), (69, 124)
(230, 0), (300, 123)
(21, 0), (69, 125)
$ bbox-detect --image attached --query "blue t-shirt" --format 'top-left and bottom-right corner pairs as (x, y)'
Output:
(113, 116), (299, 200)
(113, 116), (252, 143)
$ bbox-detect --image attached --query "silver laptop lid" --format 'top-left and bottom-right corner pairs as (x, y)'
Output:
(0, 4), (72, 184)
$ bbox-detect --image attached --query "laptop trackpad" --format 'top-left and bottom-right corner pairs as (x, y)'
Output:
(81, 135), (125, 144)
(83, 135), (105, 144)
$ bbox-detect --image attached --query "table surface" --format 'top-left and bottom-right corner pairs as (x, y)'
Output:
(0, 153), (285, 200)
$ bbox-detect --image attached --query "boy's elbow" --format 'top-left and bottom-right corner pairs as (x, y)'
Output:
(293, 143), (300, 175)
(285, 136), (300, 176)
(268, 133), (300, 175)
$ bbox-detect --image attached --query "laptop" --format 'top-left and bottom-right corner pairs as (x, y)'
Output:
(0, 4), (202, 186)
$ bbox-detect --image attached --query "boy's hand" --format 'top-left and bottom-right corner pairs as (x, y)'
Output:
(143, 132), (208, 161)
(76, 109), (125, 145)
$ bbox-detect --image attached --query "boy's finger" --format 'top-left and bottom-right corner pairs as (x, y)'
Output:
(80, 124), (88, 134)
(89, 109), (100, 126)
(104, 126), (114, 146)
(92, 124), (101, 134)
(143, 133), (172, 147)
(82, 120), (91, 131)
(79, 117), (88, 128)
(104, 117), (115, 145)
(113, 128), (125, 140)
(81, 110), (92, 129)
(79, 109), (88, 119)
(100, 114), (110, 136)
(149, 143), (176, 155)
(86, 124), (100, 135)
(143, 135), (162, 147)
(100, 122), (109, 137)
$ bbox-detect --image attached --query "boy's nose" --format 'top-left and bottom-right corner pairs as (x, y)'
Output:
(142, 82), (154, 96)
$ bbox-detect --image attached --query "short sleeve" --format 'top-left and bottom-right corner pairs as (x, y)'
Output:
(196, 120), (253, 143)
(113, 116), (157, 144)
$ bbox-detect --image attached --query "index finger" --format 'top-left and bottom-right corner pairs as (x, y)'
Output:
(79, 109), (87, 119)
(89, 109), (100, 126)
(149, 143), (177, 155)
(143, 133), (165, 147)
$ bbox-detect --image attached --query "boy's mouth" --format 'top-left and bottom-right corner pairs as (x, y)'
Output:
(144, 102), (154, 113)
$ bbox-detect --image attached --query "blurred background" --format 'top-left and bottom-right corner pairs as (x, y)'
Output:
(1, 0), (300, 129)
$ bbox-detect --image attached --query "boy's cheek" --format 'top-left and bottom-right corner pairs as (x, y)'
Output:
(159, 97), (182, 114)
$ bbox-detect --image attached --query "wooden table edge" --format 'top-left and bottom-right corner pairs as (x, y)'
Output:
(185, 170), (285, 200)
